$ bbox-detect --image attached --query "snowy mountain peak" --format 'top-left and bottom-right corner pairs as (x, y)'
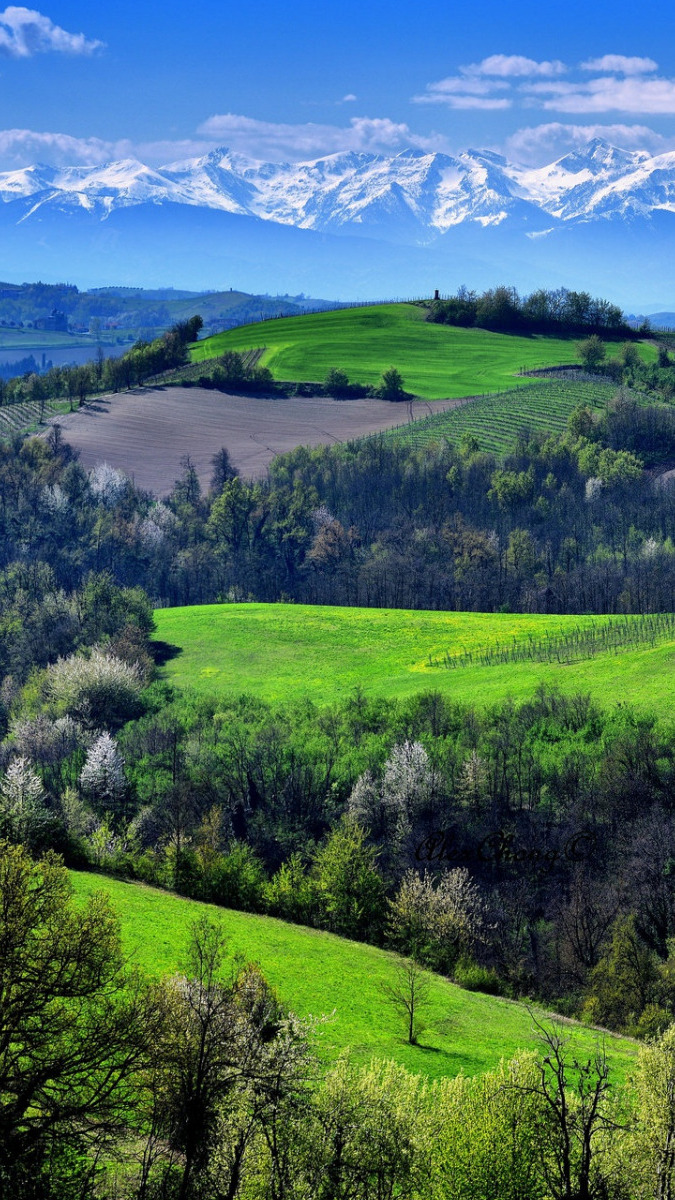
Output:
(554, 138), (644, 178)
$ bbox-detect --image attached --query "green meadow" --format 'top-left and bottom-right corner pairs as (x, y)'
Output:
(190, 303), (650, 400)
(153, 603), (675, 717)
(71, 872), (636, 1082)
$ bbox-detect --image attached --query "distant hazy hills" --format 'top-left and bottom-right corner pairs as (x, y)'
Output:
(2, 138), (674, 304)
(645, 312), (675, 328)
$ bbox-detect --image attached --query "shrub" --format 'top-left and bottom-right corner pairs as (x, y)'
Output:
(453, 956), (504, 995)
(266, 853), (319, 924)
(379, 366), (406, 401)
(200, 842), (267, 911)
(324, 367), (351, 398)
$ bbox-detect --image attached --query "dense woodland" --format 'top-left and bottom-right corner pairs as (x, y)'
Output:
(5, 390), (675, 619)
(7, 309), (675, 1196)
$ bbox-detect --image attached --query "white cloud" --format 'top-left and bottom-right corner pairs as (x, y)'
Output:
(416, 53), (675, 115)
(0, 129), (118, 167)
(413, 75), (511, 109)
(580, 55), (658, 75)
(505, 121), (671, 165)
(418, 76), (509, 96)
(0, 7), (102, 57)
(429, 95), (512, 110)
(525, 74), (675, 114)
(0, 114), (450, 172)
(341, 93), (357, 102)
(415, 55), (564, 108)
(0, 129), (230, 170)
(197, 113), (446, 158)
(463, 54), (566, 78)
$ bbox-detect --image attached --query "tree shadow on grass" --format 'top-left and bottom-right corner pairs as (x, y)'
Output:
(151, 640), (183, 666)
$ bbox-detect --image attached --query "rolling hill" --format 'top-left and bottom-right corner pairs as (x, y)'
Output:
(152, 603), (675, 718)
(71, 871), (637, 1082)
(190, 303), (648, 400)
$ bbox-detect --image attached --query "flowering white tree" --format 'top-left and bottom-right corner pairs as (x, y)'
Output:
(0, 756), (47, 844)
(585, 476), (603, 502)
(47, 649), (142, 729)
(88, 462), (128, 508)
(311, 505), (335, 532)
(388, 867), (487, 972)
(10, 713), (82, 765)
(42, 483), (70, 513)
(80, 732), (127, 814)
(382, 741), (437, 823)
(138, 501), (176, 549)
(348, 741), (439, 865)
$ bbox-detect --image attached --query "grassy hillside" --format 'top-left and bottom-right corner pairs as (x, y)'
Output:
(153, 603), (675, 717)
(386, 377), (619, 455)
(190, 303), (637, 400)
(71, 872), (636, 1082)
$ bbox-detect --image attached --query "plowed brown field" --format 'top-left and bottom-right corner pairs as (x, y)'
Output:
(51, 387), (462, 494)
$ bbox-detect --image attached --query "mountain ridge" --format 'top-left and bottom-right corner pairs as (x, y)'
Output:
(3, 137), (675, 238)
(1, 138), (674, 303)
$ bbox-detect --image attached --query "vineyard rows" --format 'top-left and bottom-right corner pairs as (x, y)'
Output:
(429, 612), (675, 671)
(0, 400), (52, 437)
(0, 398), (66, 441)
(388, 379), (621, 454)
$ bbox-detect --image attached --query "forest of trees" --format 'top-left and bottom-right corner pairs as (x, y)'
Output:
(5, 397), (675, 1038)
(5, 393), (675, 620)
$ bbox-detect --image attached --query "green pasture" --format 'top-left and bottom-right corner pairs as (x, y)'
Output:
(152, 603), (675, 717)
(388, 378), (620, 454)
(190, 304), (652, 400)
(71, 872), (636, 1082)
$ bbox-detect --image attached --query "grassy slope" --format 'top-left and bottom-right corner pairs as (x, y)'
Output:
(71, 872), (636, 1082)
(153, 604), (675, 717)
(190, 304), (643, 401)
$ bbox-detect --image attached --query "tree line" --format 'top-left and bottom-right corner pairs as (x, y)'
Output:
(0, 315), (204, 412)
(428, 285), (633, 337)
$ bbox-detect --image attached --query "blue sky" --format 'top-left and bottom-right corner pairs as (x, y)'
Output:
(1, 0), (674, 168)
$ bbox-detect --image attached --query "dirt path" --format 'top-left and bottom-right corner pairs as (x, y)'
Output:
(50, 387), (466, 494)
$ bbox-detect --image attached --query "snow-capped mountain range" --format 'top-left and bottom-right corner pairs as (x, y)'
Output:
(3, 138), (675, 237)
(0, 138), (673, 303)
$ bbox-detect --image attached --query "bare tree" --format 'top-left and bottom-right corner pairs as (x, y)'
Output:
(381, 956), (431, 1046)
(515, 1014), (626, 1200)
